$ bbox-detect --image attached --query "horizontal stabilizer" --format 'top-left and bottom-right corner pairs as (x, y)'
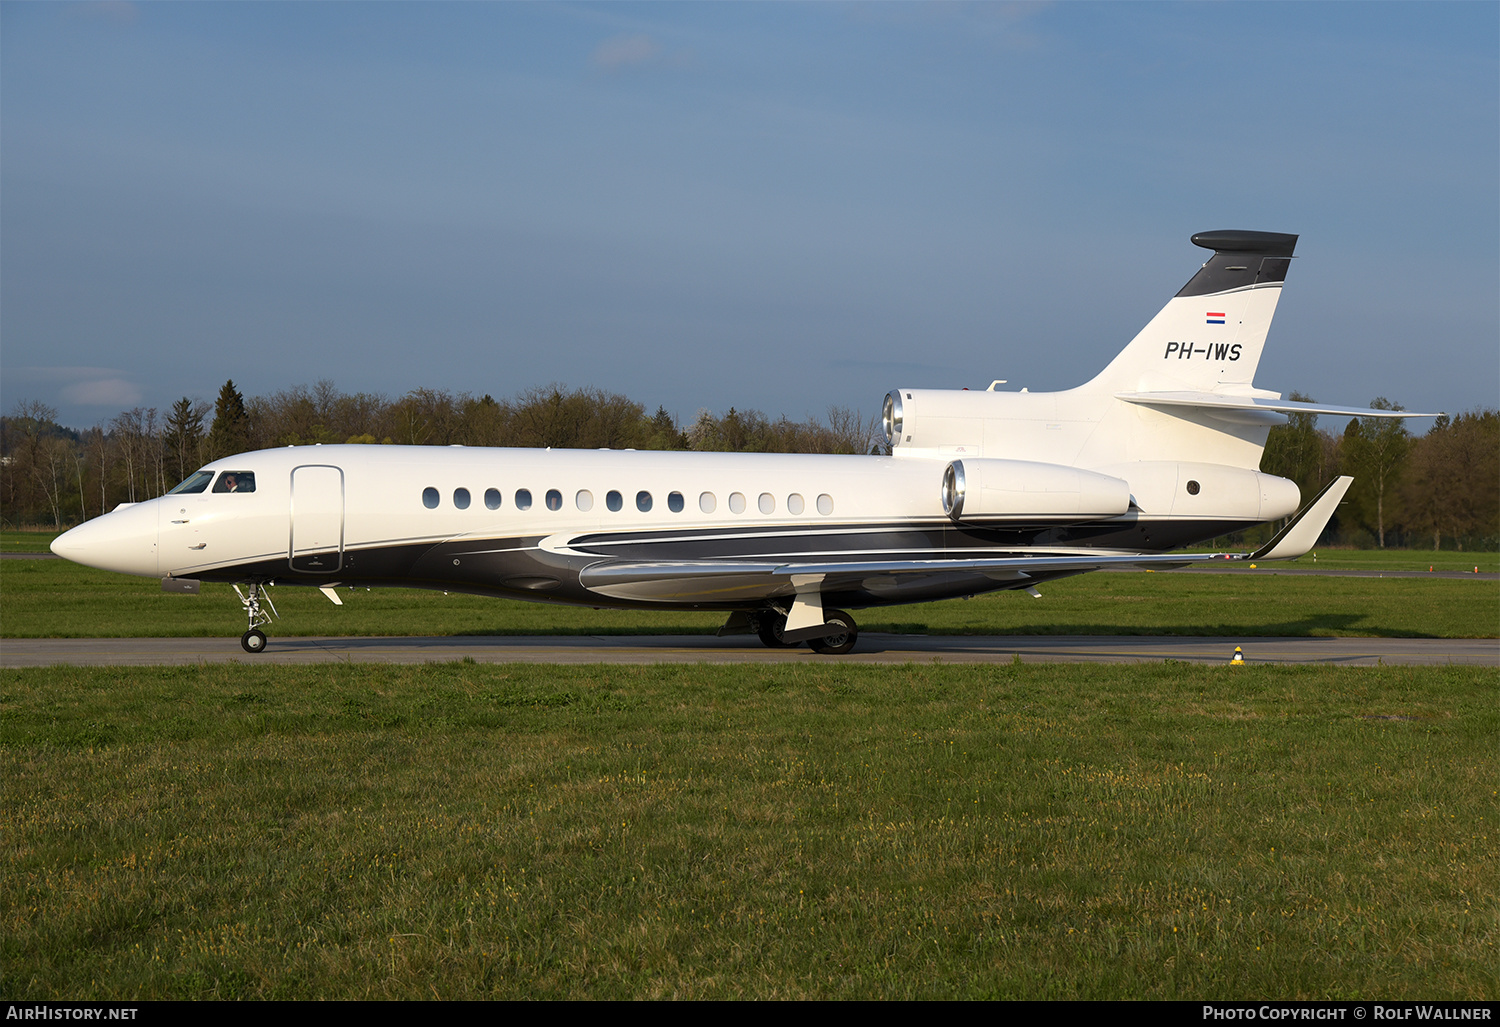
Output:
(1116, 391), (1442, 419)
(1248, 476), (1352, 561)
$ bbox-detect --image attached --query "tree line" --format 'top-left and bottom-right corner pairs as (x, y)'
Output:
(3, 381), (1494, 550)
(1255, 394), (1497, 550)
(0, 381), (880, 529)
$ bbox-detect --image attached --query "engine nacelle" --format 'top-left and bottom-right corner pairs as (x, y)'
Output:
(1091, 461), (1301, 521)
(941, 459), (1133, 522)
(883, 386), (1090, 465)
(886, 388), (1014, 454)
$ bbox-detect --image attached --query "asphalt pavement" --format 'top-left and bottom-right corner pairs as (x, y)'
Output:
(3, 633), (1494, 667)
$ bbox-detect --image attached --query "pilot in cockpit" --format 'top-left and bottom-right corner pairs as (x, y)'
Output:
(212, 471), (256, 494)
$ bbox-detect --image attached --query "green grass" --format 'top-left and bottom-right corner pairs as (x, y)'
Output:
(4, 557), (1497, 638)
(1229, 547), (1499, 573)
(2, 530), (58, 553)
(2, 661), (1493, 999)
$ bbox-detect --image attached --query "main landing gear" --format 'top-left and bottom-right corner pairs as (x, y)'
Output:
(808, 609), (858, 656)
(752, 608), (860, 655)
(233, 582), (278, 653)
(755, 612), (797, 648)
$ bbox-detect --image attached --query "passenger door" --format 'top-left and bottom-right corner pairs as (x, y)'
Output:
(289, 464), (345, 573)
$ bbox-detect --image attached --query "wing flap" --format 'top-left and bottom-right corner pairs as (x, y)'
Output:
(578, 561), (794, 603)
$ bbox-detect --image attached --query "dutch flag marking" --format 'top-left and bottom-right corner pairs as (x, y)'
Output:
(1206, 312), (1226, 325)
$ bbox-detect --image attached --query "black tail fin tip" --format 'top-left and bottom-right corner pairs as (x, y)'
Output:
(1179, 230), (1299, 298)
(1189, 230), (1298, 256)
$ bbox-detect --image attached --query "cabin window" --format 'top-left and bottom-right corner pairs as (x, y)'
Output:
(168, 470), (215, 495)
(817, 494), (834, 515)
(699, 492), (716, 514)
(485, 488), (502, 510)
(636, 491), (652, 513)
(668, 491), (684, 513)
(729, 492), (746, 514)
(515, 489), (532, 511)
(213, 471), (256, 494)
(546, 489), (563, 511)
(453, 487), (471, 509)
(423, 487), (440, 509)
(1186, 480), (1201, 496)
(758, 492), (775, 514)
(576, 490), (594, 512)
(606, 490), (623, 512)
(787, 493), (805, 515)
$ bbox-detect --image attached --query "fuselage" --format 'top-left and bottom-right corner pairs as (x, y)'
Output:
(52, 442), (1294, 612)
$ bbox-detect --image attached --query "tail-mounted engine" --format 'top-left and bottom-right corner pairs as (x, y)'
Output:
(885, 388), (1014, 455)
(940, 458), (1132, 521)
(939, 457), (1301, 524)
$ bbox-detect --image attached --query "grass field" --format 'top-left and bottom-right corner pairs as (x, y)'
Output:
(5, 530), (1496, 999)
(4, 530), (65, 553)
(3, 661), (1494, 1000)
(4, 553), (1497, 639)
(1290, 548), (1499, 573)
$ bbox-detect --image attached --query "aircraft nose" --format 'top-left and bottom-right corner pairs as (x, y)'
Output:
(50, 501), (160, 577)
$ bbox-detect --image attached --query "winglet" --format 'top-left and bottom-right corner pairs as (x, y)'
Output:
(1247, 476), (1352, 561)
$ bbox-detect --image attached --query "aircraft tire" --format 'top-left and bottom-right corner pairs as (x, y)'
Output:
(241, 629), (268, 654)
(755, 611), (797, 648)
(808, 610), (858, 655)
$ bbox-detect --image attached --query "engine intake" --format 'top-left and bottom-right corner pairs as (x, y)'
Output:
(882, 390), (904, 447)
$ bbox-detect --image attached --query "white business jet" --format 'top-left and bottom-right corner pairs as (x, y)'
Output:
(52, 231), (1432, 654)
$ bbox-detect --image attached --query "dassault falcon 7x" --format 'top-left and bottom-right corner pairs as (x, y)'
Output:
(52, 230), (1433, 654)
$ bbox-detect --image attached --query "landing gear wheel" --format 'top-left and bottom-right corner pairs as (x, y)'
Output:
(755, 611), (797, 648)
(807, 610), (858, 656)
(241, 629), (267, 654)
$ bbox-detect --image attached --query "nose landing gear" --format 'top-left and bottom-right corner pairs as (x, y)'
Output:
(233, 583), (278, 653)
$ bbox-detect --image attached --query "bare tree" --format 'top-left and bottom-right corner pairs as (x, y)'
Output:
(824, 405), (878, 455)
(35, 436), (70, 529)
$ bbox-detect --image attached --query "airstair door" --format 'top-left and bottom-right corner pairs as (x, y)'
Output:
(289, 465), (345, 573)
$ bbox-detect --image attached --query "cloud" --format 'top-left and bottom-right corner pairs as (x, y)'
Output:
(10, 368), (144, 408)
(591, 34), (663, 72)
(61, 378), (144, 407)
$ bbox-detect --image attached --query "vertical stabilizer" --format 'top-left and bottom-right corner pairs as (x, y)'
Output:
(1086, 230), (1298, 395)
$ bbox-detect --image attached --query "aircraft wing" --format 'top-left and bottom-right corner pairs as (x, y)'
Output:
(579, 473), (1353, 605)
(578, 551), (1231, 604)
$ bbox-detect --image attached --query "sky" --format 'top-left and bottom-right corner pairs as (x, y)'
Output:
(3, 1), (1496, 434)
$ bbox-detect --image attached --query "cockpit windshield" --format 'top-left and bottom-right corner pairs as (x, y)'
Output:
(166, 470), (214, 495)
